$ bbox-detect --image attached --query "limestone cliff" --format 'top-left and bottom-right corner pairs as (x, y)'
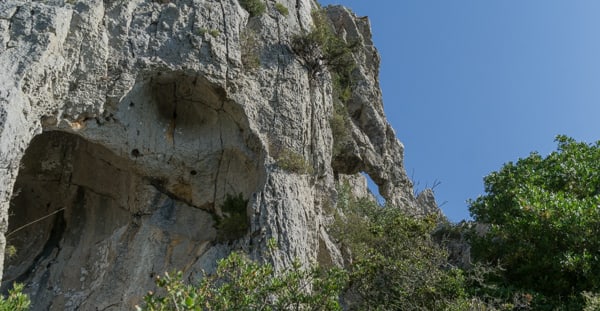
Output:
(0, 0), (437, 309)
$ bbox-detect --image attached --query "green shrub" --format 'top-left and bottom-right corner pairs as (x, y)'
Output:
(208, 29), (220, 38)
(138, 248), (347, 310)
(275, 148), (313, 175)
(241, 28), (261, 70)
(291, 9), (358, 88)
(198, 28), (219, 38)
(239, 0), (266, 17)
(5, 245), (16, 259)
(216, 193), (249, 241)
(330, 102), (352, 157)
(583, 292), (600, 311)
(331, 184), (472, 310)
(0, 283), (30, 311)
(275, 2), (289, 16)
(469, 135), (600, 309)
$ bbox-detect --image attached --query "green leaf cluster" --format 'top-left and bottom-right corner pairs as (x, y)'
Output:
(291, 9), (358, 91)
(139, 251), (347, 310)
(241, 28), (261, 71)
(330, 102), (352, 157)
(331, 184), (474, 310)
(216, 193), (249, 242)
(469, 135), (600, 309)
(0, 283), (30, 311)
(239, 0), (266, 17)
(275, 148), (314, 175)
(274, 3), (289, 16)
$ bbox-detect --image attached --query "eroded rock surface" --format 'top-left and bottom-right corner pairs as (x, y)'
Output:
(0, 0), (437, 309)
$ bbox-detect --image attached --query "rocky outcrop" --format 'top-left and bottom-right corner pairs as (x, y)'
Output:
(0, 0), (437, 309)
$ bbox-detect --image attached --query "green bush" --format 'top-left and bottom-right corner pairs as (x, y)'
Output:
(138, 248), (347, 310)
(198, 28), (220, 38)
(274, 3), (289, 16)
(469, 135), (600, 309)
(0, 283), (30, 311)
(239, 0), (266, 17)
(216, 193), (249, 241)
(275, 148), (313, 175)
(330, 102), (352, 157)
(208, 29), (220, 38)
(331, 183), (473, 310)
(241, 28), (261, 70)
(291, 9), (358, 86)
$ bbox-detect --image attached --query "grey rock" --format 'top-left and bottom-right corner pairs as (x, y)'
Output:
(0, 0), (439, 309)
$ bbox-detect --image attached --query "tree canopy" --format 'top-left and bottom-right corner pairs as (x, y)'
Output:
(469, 135), (600, 309)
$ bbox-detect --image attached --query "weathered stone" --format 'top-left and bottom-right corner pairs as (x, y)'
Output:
(0, 0), (438, 309)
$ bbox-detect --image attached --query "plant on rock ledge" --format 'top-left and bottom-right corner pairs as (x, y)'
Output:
(216, 193), (249, 241)
(239, 0), (266, 17)
(291, 9), (358, 91)
(275, 148), (314, 175)
(241, 28), (261, 70)
(275, 2), (289, 16)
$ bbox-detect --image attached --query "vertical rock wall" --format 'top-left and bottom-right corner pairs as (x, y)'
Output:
(0, 0), (437, 309)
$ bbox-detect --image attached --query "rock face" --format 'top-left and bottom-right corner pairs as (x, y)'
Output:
(0, 0), (437, 309)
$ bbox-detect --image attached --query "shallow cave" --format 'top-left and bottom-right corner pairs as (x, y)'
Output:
(2, 131), (216, 309)
(2, 73), (266, 309)
(3, 131), (140, 305)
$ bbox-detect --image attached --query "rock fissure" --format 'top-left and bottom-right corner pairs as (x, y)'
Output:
(218, 0), (230, 87)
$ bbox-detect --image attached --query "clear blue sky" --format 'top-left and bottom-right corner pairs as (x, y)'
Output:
(320, 0), (600, 221)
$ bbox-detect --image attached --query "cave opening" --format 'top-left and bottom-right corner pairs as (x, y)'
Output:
(2, 131), (137, 297)
(2, 72), (266, 309)
(2, 130), (223, 309)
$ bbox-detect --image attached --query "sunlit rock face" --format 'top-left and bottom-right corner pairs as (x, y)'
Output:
(0, 0), (436, 309)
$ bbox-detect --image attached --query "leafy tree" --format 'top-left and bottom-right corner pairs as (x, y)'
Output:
(469, 135), (600, 309)
(331, 183), (473, 310)
(138, 246), (347, 310)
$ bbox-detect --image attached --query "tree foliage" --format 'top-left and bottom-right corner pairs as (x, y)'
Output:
(469, 135), (600, 309)
(138, 248), (347, 311)
(332, 183), (474, 310)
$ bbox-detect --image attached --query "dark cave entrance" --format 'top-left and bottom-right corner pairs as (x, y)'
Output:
(3, 131), (136, 292)
(2, 73), (266, 310)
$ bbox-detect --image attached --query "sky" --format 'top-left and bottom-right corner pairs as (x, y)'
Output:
(319, 0), (600, 221)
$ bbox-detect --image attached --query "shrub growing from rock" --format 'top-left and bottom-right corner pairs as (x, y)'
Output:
(331, 184), (472, 310)
(241, 28), (261, 70)
(275, 3), (289, 16)
(216, 193), (249, 241)
(275, 148), (313, 175)
(239, 0), (266, 17)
